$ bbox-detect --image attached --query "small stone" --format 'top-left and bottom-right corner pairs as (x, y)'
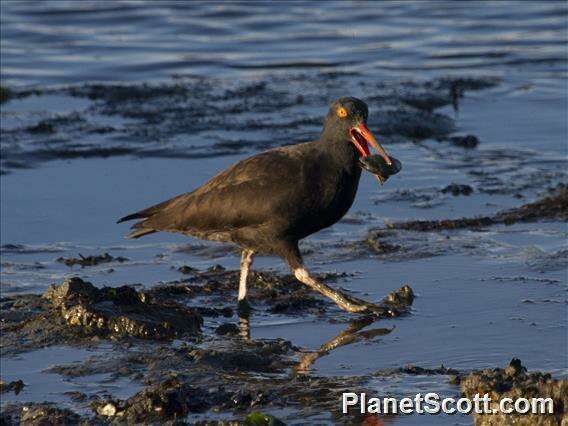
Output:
(449, 134), (479, 148)
(208, 264), (225, 272)
(98, 402), (117, 417)
(215, 323), (240, 336)
(245, 411), (285, 426)
(42, 277), (97, 306)
(441, 183), (473, 196)
(505, 358), (526, 377)
(0, 379), (25, 395)
(178, 265), (197, 274)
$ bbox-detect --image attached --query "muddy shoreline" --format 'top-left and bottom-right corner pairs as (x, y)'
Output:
(363, 187), (568, 261)
(1, 269), (419, 424)
(2, 89), (567, 423)
(2, 276), (566, 425)
(2, 75), (567, 421)
(2, 259), (567, 423)
(0, 75), (500, 176)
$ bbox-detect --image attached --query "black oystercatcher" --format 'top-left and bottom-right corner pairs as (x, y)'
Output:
(118, 97), (394, 313)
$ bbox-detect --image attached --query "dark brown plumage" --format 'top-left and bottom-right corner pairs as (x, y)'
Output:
(118, 97), (394, 314)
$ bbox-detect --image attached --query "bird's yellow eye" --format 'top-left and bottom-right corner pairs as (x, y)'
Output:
(337, 107), (348, 118)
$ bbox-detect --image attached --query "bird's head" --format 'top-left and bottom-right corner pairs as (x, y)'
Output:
(324, 97), (392, 166)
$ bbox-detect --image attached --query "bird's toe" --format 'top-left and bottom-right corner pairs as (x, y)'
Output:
(342, 294), (388, 316)
(362, 303), (389, 316)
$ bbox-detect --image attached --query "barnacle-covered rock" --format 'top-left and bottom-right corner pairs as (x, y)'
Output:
(43, 277), (202, 339)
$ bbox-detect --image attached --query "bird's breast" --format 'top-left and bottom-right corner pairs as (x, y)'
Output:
(288, 160), (362, 239)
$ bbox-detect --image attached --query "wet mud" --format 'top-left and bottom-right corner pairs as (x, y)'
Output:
(1, 267), (413, 353)
(0, 75), (498, 175)
(56, 253), (128, 267)
(448, 134), (479, 149)
(2, 72), (566, 422)
(1, 277), (202, 355)
(385, 186), (567, 232)
(0, 380), (25, 395)
(148, 267), (354, 316)
(0, 403), (88, 426)
(361, 187), (568, 263)
(1, 269), (415, 424)
(441, 183), (473, 196)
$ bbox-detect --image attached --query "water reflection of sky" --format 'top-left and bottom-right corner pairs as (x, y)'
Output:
(1, 1), (566, 85)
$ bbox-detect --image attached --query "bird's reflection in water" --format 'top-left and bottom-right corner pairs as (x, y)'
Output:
(294, 316), (393, 374)
(238, 314), (251, 341)
(237, 312), (392, 373)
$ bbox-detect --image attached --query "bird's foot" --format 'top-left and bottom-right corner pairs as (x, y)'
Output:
(339, 293), (388, 316)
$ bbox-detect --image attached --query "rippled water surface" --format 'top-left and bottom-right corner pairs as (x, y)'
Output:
(2, 1), (568, 84)
(1, 1), (567, 424)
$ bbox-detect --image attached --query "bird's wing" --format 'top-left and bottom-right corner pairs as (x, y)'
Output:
(120, 145), (318, 237)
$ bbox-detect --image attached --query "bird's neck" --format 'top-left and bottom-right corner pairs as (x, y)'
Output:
(317, 133), (359, 168)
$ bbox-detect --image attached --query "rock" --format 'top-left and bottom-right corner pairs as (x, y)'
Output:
(377, 364), (460, 377)
(384, 285), (414, 308)
(461, 359), (567, 426)
(93, 377), (209, 423)
(208, 264), (226, 272)
(189, 348), (273, 372)
(268, 295), (323, 314)
(215, 323), (240, 336)
(178, 265), (197, 274)
(449, 134), (479, 148)
(26, 121), (56, 134)
(43, 277), (98, 307)
(0, 86), (13, 103)
(3, 268), (366, 355)
(56, 252), (128, 267)
(504, 358), (527, 377)
(363, 233), (401, 255)
(245, 411), (285, 426)
(63, 391), (87, 402)
(400, 92), (451, 112)
(2, 403), (85, 425)
(441, 183), (473, 196)
(43, 278), (202, 340)
(97, 402), (117, 417)
(0, 379), (25, 395)
(377, 109), (455, 140)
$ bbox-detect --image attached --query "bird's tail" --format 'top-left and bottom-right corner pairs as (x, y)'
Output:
(124, 228), (156, 239)
(117, 209), (159, 239)
(117, 212), (144, 224)
(117, 194), (187, 239)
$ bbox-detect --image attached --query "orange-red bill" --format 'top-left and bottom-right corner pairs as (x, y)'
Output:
(350, 123), (391, 165)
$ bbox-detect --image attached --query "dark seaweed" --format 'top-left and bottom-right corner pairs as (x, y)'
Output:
(56, 253), (128, 267)
(1, 75), (500, 174)
(441, 183), (473, 196)
(387, 187), (567, 232)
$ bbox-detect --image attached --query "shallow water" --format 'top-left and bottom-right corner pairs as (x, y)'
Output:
(2, 1), (567, 85)
(1, 1), (567, 424)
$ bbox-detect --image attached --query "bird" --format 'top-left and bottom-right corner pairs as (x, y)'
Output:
(118, 97), (394, 314)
